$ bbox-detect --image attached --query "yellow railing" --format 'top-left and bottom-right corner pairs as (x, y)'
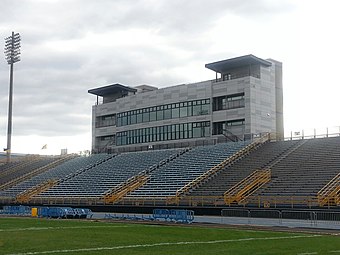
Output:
(103, 175), (149, 204)
(224, 169), (271, 205)
(317, 173), (340, 207)
(169, 133), (271, 204)
(15, 179), (58, 203)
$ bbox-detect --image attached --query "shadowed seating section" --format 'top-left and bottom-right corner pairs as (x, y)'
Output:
(250, 137), (340, 201)
(187, 137), (340, 207)
(188, 140), (303, 197)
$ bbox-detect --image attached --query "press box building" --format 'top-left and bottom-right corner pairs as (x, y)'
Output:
(89, 54), (283, 153)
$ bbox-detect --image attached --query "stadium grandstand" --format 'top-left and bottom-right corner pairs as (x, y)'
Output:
(0, 134), (340, 210)
(0, 55), (339, 214)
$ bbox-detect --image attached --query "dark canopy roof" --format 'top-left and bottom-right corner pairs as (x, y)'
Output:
(205, 54), (272, 73)
(88, 83), (137, 96)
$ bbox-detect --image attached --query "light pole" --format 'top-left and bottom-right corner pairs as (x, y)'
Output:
(4, 32), (21, 163)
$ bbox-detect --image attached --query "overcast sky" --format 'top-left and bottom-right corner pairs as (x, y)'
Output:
(1, 0), (340, 155)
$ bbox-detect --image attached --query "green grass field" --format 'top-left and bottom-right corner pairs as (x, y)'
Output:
(0, 217), (339, 255)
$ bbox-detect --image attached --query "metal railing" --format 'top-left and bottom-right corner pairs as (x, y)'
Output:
(317, 173), (340, 207)
(0, 195), (334, 209)
(15, 179), (58, 204)
(103, 175), (149, 204)
(224, 169), (271, 205)
(285, 126), (340, 141)
(221, 208), (340, 227)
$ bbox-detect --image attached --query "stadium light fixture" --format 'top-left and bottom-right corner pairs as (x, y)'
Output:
(4, 31), (21, 163)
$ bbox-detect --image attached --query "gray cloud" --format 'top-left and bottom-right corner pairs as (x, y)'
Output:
(0, 0), (296, 141)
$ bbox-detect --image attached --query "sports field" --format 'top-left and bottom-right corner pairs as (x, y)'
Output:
(0, 217), (339, 255)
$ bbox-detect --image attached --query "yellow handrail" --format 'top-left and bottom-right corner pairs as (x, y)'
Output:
(317, 172), (340, 207)
(16, 179), (58, 203)
(103, 175), (149, 204)
(224, 169), (271, 205)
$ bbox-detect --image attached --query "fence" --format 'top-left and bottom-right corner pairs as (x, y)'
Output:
(221, 208), (340, 228)
(285, 126), (340, 140)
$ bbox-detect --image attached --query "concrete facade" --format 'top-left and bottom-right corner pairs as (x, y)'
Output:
(89, 55), (283, 153)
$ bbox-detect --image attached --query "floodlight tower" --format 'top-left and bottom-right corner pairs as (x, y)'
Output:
(4, 32), (21, 163)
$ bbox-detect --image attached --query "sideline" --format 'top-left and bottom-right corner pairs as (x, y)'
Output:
(7, 234), (321, 255)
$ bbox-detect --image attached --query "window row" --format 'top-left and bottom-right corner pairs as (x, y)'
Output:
(96, 114), (116, 128)
(213, 93), (245, 111)
(116, 121), (211, 146)
(116, 99), (210, 127)
(212, 119), (246, 135)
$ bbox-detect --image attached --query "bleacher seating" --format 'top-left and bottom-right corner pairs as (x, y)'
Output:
(127, 141), (250, 198)
(188, 140), (302, 197)
(0, 154), (110, 198)
(0, 136), (339, 208)
(36, 149), (182, 198)
(253, 137), (340, 198)
(0, 156), (63, 187)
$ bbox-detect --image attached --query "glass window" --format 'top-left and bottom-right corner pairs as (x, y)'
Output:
(188, 123), (193, 138)
(130, 113), (137, 124)
(187, 102), (193, 116)
(150, 110), (156, 121)
(136, 110), (142, 123)
(201, 104), (210, 115)
(117, 115), (122, 127)
(143, 110), (150, 122)
(180, 106), (187, 117)
(226, 119), (245, 126)
(172, 107), (180, 118)
(175, 124), (179, 140)
(122, 114), (127, 126)
(193, 104), (201, 115)
(164, 105), (172, 119)
(193, 126), (201, 138)
(157, 108), (164, 120)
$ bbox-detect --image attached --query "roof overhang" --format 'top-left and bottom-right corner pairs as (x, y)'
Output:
(205, 54), (272, 73)
(88, 83), (137, 96)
